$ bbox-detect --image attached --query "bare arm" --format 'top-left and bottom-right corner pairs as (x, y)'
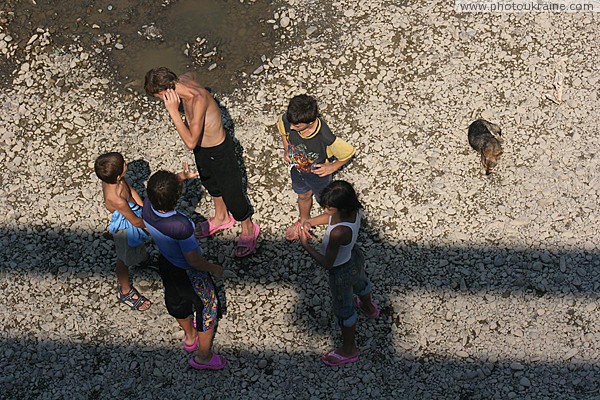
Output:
(312, 158), (350, 177)
(302, 213), (330, 230)
(183, 249), (224, 278)
(281, 134), (290, 163)
(299, 225), (350, 270)
(163, 89), (207, 150)
(130, 186), (144, 207)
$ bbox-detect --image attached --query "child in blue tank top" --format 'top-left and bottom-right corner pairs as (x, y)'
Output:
(298, 180), (379, 367)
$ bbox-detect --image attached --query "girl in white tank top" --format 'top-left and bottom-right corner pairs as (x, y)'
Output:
(298, 180), (379, 367)
(321, 211), (361, 267)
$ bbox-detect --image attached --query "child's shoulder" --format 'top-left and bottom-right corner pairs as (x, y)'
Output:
(315, 118), (336, 140)
(317, 116), (333, 131)
(102, 188), (123, 212)
(103, 181), (132, 203)
(161, 213), (195, 240)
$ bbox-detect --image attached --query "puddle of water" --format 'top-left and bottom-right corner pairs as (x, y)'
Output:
(111, 0), (277, 93)
(10, 0), (277, 93)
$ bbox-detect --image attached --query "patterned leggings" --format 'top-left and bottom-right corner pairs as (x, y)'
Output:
(186, 270), (219, 331)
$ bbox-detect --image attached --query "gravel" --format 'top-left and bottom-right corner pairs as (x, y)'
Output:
(1, 1), (599, 399)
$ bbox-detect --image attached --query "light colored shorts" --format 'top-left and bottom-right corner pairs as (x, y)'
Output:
(114, 229), (147, 267)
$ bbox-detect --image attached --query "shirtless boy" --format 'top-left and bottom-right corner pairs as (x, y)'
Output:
(94, 152), (151, 310)
(144, 68), (259, 257)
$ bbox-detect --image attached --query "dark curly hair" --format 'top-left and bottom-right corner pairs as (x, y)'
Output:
(144, 67), (178, 96)
(94, 152), (125, 184)
(147, 170), (181, 212)
(286, 94), (318, 124)
(319, 180), (362, 217)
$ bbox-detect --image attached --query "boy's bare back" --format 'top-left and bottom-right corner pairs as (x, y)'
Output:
(102, 181), (144, 229)
(102, 180), (134, 212)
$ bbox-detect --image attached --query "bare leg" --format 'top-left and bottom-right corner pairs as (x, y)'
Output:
(177, 317), (198, 348)
(297, 191), (313, 223)
(116, 259), (131, 293)
(240, 217), (254, 236)
(323, 324), (358, 363)
(285, 191), (313, 241)
(195, 328), (216, 363)
(211, 196), (229, 225)
(211, 195), (254, 236)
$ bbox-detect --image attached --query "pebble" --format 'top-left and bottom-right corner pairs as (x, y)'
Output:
(564, 349), (578, 360)
(510, 362), (524, 371)
(540, 253), (552, 263)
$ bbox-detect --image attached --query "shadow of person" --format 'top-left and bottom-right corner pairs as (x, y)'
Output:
(179, 178), (205, 219)
(125, 159), (151, 199)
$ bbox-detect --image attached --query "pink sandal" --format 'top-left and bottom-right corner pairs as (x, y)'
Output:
(195, 214), (235, 239)
(183, 336), (198, 353)
(321, 350), (359, 367)
(188, 353), (228, 370)
(235, 222), (260, 257)
(354, 296), (380, 319)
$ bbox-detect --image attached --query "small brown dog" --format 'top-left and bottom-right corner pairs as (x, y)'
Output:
(468, 119), (503, 175)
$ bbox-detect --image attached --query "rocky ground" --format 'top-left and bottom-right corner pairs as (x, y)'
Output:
(1, 1), (600, 399)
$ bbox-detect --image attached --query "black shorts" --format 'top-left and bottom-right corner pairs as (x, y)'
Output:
(193, 134), (254, 221)
(157, 255), (220, 329)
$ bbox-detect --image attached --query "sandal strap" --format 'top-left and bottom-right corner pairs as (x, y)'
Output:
(118, 287), (148, 310)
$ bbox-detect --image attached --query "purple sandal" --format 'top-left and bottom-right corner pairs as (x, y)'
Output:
(183, 336), (198, 353)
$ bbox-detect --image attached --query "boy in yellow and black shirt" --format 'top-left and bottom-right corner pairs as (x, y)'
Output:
(277, 94), (356, 240)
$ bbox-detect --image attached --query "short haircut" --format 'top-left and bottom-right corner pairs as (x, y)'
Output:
(144, 67), (178, 96)
(319, 180), (362, 217)
(286, 94), (318, 124)
(94, 152), (125, 184)
(147, 170), (181, 212)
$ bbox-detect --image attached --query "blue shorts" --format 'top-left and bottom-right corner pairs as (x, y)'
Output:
(328, 247), (373, 327)
(290, 168), (332, 203)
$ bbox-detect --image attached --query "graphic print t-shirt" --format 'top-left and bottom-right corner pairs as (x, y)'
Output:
(281, 114), (336, 173)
